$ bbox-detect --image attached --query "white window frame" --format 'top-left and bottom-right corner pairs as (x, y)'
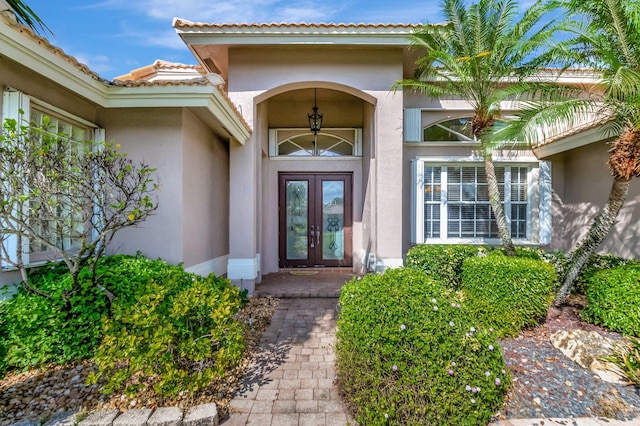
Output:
(411, 156), (551, 246)
(1, 89), (102, 269)
(268, 128), (362, 157)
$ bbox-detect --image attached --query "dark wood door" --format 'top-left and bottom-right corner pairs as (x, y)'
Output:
(278, 173), (352, 268)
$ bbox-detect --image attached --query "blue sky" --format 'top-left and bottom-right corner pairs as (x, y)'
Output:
(30, 0), (536, 80)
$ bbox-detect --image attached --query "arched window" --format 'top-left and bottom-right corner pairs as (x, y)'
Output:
(269, 129), (362, 157)
(423, 117), (475, 142)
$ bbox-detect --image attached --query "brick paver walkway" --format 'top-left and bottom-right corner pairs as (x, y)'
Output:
(224, 298), (349, 426)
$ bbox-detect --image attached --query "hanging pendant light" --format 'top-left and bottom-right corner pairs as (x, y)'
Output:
(308, 88), (323, 135)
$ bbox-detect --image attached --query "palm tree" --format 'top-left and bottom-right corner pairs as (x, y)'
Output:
(494, 0), (640, 305)
(2, 0), (50, 35)
(395, 0), (558, 255)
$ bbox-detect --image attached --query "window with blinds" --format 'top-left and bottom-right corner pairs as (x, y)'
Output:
(422, 164), (529, 241)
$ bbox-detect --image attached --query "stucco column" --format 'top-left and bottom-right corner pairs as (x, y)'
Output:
(227, 134), (258, 295)
(373, 90), (404, 270)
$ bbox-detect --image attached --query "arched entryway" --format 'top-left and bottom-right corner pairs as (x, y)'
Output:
(257, 83), (376, 274)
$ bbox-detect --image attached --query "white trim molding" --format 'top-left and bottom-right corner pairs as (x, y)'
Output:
(186, 254), (229, 277)
(539, 161), (552, 245)
(227, 257), (259, 280)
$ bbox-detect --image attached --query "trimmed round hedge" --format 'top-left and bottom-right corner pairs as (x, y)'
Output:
(336, 268), (509, 425)
(405, 244), (490, 289)
(461, 253), (555, 338)
(582, 264), (640, 337)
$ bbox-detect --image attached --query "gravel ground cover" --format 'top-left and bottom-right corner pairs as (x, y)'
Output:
(494, 299), (640, 421)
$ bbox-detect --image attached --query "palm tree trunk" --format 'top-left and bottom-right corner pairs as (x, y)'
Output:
(484, 151), (516, 256)
(554, 177), (630, 306)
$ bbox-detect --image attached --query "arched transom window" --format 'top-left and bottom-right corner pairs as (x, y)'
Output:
(269, 129), (362, 157)
(423, 117), (475, 142)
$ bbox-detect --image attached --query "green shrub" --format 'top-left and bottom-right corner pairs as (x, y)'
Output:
(582, 264), (640, 336)
(89, 272), (245, 397)
(0, 306), (6, 379)
(336, 268), (509, 425)
(405, 244), (490, 289)
(0, 254), (195, 369)
(575, 254), (638, 295)
(461, 254), (555, 338)
(1, 273), (108, 367)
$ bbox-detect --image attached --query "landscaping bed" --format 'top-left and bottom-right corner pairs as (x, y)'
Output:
(0, 297), (278, 426)
(496, 299), (640, 420)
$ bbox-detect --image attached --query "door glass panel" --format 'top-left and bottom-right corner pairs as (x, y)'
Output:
(322, 180), (344, 260)
(286, 181), (309, 259)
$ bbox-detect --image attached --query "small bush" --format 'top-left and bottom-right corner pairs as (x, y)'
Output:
(582, 264), (640, 336)
(0, 307), (6, 379)
(405, 244), (490, 289)
(1, 272), (108, 367)
(89, 273), (245, 397)
(0, 254), (196, 369)
(336, 268), (509, 425)
(461, 254), (555, 338)
(575, 254), (638, 295)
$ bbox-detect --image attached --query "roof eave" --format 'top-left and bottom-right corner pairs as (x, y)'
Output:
(173, 20), (415, 46)
(103, 84), (251, 144)
(0, 16), (109, 104)
(533, 125), (609, 158)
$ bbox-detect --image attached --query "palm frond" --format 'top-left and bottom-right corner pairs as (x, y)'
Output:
(6, 0), (51, 35)
(490, 92), (603, 148)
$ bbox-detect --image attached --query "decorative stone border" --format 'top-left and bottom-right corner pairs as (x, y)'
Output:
(13, 403), (219, 426)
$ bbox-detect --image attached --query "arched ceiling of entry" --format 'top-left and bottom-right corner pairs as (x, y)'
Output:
(259, 82), (375, 129)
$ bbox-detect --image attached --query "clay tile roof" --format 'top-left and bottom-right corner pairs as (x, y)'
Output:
(110, 77), (211, 87)
(2, 14), (112, 84)
(173, 21), (417, 29)
(2, 15), (250, 134)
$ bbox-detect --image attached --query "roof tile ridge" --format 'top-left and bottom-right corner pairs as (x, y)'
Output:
(173, 20), (416, 29)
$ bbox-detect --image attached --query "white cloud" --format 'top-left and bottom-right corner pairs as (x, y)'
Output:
(85, 0), (433, 24)
(71, 53), (114, 74)
(124, 28), (186, 50)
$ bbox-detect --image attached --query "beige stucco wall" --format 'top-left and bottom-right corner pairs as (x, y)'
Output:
(181, 109), (230, 268)
(98, 108), (185, 264)
(549, 141), (640, 258)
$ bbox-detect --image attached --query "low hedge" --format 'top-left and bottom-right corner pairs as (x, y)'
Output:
(582, 264), (640, 337)
(0, 272), (108, 368)
(0, 254), (223, 370)
(574, 254), (638, 295)
(405, 244), (490, 289)
(461, 253), (555, 338)
(336, 268), (509, 425)
(89, 272), (245, 397)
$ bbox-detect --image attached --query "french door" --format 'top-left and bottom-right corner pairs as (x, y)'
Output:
(279, 173), (352, 268)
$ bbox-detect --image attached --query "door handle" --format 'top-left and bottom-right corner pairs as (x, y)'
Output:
(316, 228), (320, 245)
(310, 225), (315, 248)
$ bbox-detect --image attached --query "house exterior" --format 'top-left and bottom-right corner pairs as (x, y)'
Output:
(1, 7), (639, 295)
